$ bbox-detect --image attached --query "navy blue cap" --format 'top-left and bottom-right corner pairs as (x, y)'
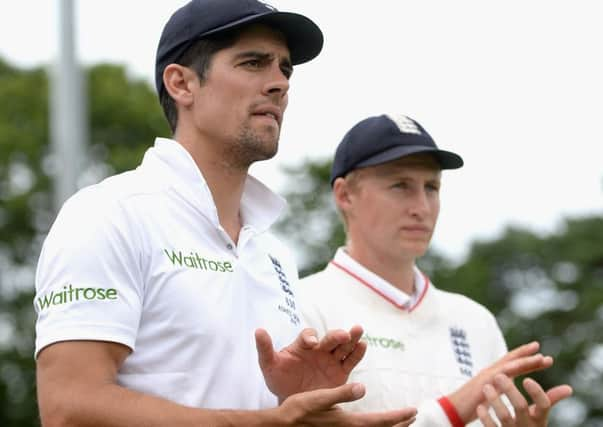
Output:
(155, 0), (324, 95)
(330, 114), (464, 186)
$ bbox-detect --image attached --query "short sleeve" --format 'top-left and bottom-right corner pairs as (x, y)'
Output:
(34, 189), (144, 358)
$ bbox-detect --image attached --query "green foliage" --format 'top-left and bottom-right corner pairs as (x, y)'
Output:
(278, 158), (603, 426)
(0, 57), (169, 427)
(276, 159), (346, 277)
(88, 64), (169, 173)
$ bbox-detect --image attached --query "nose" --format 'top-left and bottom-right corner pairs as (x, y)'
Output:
(408, 190), (430, 219)
(262, 64), (290, 100)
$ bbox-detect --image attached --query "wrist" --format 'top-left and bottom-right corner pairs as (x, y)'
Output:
(260, 406), (289, 427)
(437, 396), (465, 427)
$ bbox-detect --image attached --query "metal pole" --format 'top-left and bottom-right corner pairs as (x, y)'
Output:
(50, 0), (87, 212)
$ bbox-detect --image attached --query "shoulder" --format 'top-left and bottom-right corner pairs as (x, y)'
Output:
(299, 264), (334, 284)
(41, 168), (165, 263)
(297, 264), (342, 300)
(430, 284), (500, 327)
(83, 166), (167, 207)
(56, 168), (165, 226)
(299, 266), (333, 287)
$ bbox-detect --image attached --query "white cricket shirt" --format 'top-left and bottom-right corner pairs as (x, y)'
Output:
(298, 248), (508, 426)
(35, 138), (302, 409)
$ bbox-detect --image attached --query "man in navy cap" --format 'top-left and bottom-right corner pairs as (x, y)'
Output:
(33, 2), (417, 426)
(298, 113), (573, 426)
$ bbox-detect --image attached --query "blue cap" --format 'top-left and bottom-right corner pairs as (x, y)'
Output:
(155, 0), (324, 95)
(330, 114), (464, 186)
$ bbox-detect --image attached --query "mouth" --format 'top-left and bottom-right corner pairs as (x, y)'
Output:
(401, 226), (431, 235)
(252, 105), (282, 126)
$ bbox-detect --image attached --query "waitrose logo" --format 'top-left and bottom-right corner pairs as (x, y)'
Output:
(363, 333), (405, 351)
(164, 249), (234, 273)
(36, 284), (118, 311)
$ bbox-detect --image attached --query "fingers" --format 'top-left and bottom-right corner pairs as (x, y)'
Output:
(296, 328), (320, 349)
(254, 328), (276, 372)
(482, 382), (514, 426)
(350, 407), (417, 427)
(349, 325), (364, 342)
(393, 414), (418, 427)
(295, 382), (367, 410)
(318, 329), (352, 353)
(331, 325), (364, 363)
(521, 377), (550, 421)
(501, 353), (553, 379)
(476, 404), (498, 427)
(545, 384), (573, 406)
(342, 341), (367, 374)
(524, 377), (572, 420)
(285, 384), (417, 427)
(506, 341), (540, 358)
(493, 374), (531, 425)
(498, 341), (540, 368)
(478, 374), (573, 427)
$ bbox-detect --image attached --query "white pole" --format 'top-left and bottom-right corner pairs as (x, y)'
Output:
(50, 0), (87, 212)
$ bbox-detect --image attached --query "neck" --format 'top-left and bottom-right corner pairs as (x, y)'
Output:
(345, 242), (416, 295)
(175, 131), (248, 243)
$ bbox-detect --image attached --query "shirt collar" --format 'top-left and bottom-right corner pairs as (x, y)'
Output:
(141, 137), (286, 232)
(331, 247), (428, 310)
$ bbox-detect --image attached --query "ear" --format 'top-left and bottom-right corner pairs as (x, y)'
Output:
(163, 64), (196, 108)
(333, 177), (354, 214)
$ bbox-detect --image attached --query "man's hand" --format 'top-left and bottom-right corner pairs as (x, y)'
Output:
(276, 383), (417, 427)
(477, 374), (573, 426)
(447, 341), (555, 423)
(255, 326), (366, 400)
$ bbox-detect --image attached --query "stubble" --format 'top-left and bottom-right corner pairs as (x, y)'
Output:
(223, 121), (280, 170)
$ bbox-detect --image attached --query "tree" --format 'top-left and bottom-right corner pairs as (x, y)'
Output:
(277, 158), (603, 426)
(0, 57), (169, 426)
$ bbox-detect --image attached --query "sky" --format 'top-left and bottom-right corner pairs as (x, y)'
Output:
(1, 0), (602, 262)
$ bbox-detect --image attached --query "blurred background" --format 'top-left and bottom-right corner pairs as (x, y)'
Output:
(0, 1), (601, 425)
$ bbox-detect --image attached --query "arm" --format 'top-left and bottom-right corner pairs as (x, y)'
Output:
(477, 374), (573, 426)
(37, 341), (279, 427)
(38, 340), (417, 427)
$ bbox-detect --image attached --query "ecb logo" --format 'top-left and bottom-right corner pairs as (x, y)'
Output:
(388, 114), (422, 136)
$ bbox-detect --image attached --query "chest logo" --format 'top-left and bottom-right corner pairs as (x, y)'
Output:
(269, 255), (300, 326)
(449, 327), (473, 377)
(164, 249), (234, 273)
(362, 333), (405, 351)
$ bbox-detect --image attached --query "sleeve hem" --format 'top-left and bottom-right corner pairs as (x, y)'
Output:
(35, 325), (136, 359)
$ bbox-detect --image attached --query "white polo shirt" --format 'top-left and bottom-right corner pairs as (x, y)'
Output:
(35, 138), (302, 410)
(298, 248), (508, 426)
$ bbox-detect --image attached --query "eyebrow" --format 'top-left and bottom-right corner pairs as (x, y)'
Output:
(375, 168), (442, 181)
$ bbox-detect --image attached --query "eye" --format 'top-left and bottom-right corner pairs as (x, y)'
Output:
(391, 181), (409, 190)
(280, 65), (293, 79)
(426, 183), (440, 193)
(242, 59), (262, 68)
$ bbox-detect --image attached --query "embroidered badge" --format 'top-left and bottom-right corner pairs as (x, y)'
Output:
(387, 114), (422, 135)
(269, 255), (300, 326)
(449, 327), (473, 377)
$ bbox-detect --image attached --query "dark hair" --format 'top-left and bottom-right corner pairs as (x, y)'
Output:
(159, 31), (240, 133)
